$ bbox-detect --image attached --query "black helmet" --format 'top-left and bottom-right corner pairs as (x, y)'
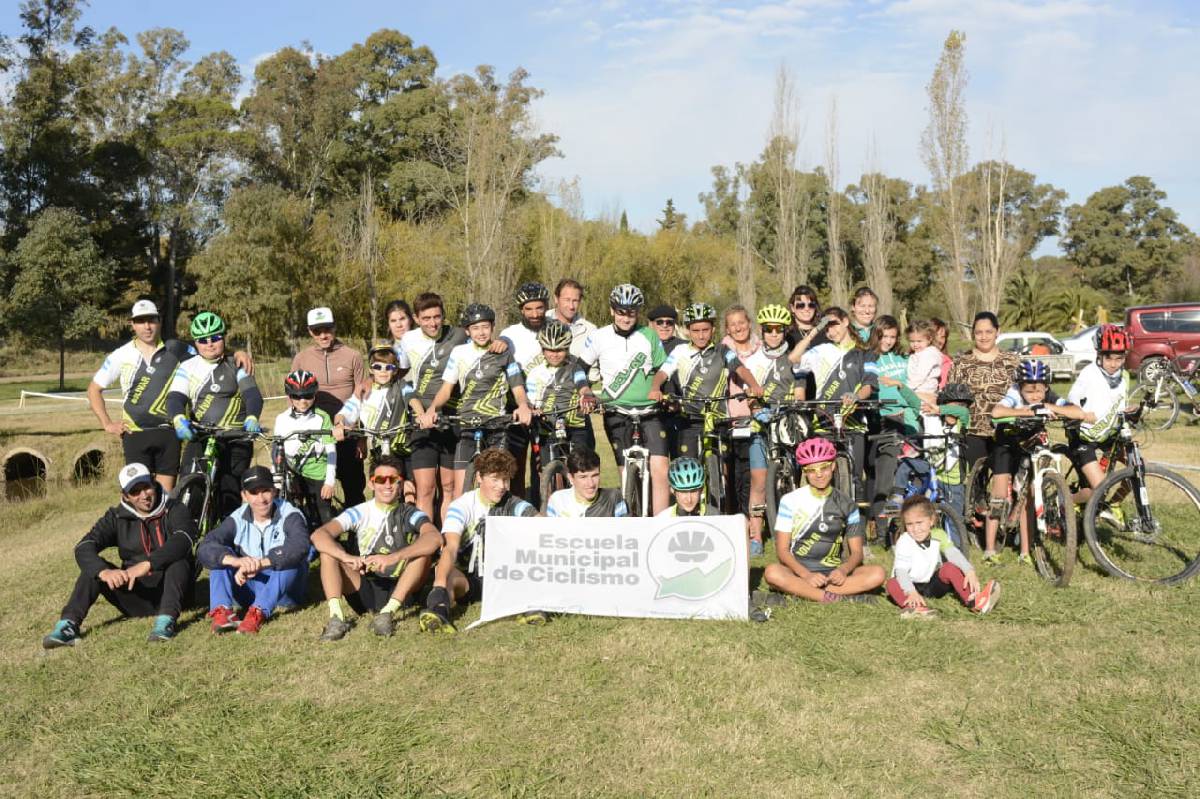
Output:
(515, 281), (550, 307)
(937, 382), (973, 405)
(460, 303), (496, 327)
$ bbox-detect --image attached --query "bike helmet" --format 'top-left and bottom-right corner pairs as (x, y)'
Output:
(681, 302), (717, 326)
(1017, 359), (1050, 384)
(460, 303), (496, 327)
(1095, 323), (1130, 354)
(189, 311), (226, 339)
(367, 340), (395, 360)
(668, 457), (706, 491)
(515, 281), (550, 307)
(756, 304), (792, 327)
(937, 382), (973, 405)
(609, 283), (645, 311)
(795, 437), (837, 466)
(537, 320), (572, 350)
(284, 369), (318, 398)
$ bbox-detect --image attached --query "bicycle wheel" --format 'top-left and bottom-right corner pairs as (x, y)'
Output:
(936, 501), (971, 554)
(1130, 379), (1179, 431)
(171, 472), (212, 535)
(1028, 471), (1077, 587)
(765, 456), (797, 534)
(704, 451), (724, 512)
(622, 458), (646, 517)
(1083, 464), (1200, 584)
(964, 457), (992, 551)
(539, 460), (570, 513)
(833, 453), (852, 500)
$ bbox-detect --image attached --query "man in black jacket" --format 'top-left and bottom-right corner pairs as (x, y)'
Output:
(42, 463), (197, 647)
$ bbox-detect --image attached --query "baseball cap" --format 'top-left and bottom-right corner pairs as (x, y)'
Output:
(647, 304), (677, 321)
(131, 300), (160, 319)
(240, 466), (275, 492)
(118, 463), (155, 493)
(307, 307), (334, 328)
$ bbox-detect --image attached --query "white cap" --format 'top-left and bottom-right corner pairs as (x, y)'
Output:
(131, 300), (160, 318)
(118, 463), (154, 493)
(307, 307), (334, 327)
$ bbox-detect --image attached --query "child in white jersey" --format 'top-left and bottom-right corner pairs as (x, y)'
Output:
(272, 370), (337, 525)
(546, 449), (628, 518)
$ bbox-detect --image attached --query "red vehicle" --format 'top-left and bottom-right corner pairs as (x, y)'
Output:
(1124, 303), (1200, 379)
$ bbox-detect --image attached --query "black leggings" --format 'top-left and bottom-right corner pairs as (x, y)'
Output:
(60, 558), (195, 625)
(963, 434), (994, 471)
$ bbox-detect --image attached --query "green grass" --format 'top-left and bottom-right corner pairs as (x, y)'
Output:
(4, 423), (1200, 797)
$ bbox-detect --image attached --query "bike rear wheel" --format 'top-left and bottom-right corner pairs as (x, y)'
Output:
(539, 460), (570, 513)
(1029, 470), (1077, 587)
(964, 457), (993, 551)
(172, 472), (213, 536)
(622, 458), (647, 517)
(1083, 465), (1200, 584)
(1130, 379), (1180, 431)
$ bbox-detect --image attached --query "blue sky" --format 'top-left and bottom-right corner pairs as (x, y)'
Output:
(6, 0), (1198, 242)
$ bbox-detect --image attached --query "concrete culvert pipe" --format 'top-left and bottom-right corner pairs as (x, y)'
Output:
(72, 448), (105, 486)
(4, 448), (49, 502)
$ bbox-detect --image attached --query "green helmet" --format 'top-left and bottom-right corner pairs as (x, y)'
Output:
(756, 303), (792, 327)
(190, 311), (226, 339)
(668, 457), (706, 491)
(681, 302), (716, 326)
(537, 320), (572, 350)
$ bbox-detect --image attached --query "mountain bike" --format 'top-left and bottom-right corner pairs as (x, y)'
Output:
(449, 413), (518, 492)
(1081, 401), (1200, 584)
(803, 398), (882, 504)
(758, 401), (810, 533)
(871, 431), (970, 553)
(963, 414), (1077, 586)
(603, 404), (659, 517)
(1130, 352), (1200, 431)
(171, 422), (259, 538)
(260, 428), (340, 528)
(530, 405), (584, 512)
(670, 394), (750, 514)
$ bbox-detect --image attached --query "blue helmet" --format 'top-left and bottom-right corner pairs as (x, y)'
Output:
(1017, 359), (1050, 384)
(668, 457), (706, 491)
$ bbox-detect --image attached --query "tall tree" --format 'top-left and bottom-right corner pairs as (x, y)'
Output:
(823, 97), (848, 307)
(852, 159), (898, 315)
(658, 198), (683, 230)
(767, 65), (807, 292)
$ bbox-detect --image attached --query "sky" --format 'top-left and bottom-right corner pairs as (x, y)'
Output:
(6, 0), (1199, 242)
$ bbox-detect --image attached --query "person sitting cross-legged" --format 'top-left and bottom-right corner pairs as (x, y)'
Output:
(197, 466), (311, 635)
(310, 455), (442, 641)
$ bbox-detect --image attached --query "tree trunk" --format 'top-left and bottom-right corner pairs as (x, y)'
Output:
(59, 332), (66, 391)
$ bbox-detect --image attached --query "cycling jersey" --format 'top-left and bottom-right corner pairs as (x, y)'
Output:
(655, 503), (717, 517)
(443, 489), (538, 575)
(167, 354), (261, 427)
(545, 487), (629, 518)
(1067, 363), (1129, 443)
(441, 343), (523, 419)
(525, 355), (590, 429)
(272, 407), (337, 484)
(798, 343), (879, 403)
(499, 322), (545, 372)
(546, 309), (598, 363)
(400, 325), (468, 409)
(579, 324), (666, 407)
(659, 342), (741, 417)
(334, 500), (431, 578)
(338, 380), (416, 453)
(774, 484), (862, 572)
(93, 338), (193, 430)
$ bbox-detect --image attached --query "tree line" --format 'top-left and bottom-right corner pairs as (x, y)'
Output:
(1, 4), (1197, 371)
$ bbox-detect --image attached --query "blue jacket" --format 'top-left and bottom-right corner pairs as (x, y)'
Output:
(197, 499), (309, 572)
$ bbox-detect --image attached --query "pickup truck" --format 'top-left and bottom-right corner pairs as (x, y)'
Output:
(995, 332), (1077, 381)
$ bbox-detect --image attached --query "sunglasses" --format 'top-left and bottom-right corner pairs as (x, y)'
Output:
(370, 362), (398, 372)
(370, 474), (401, 485)
(803, 463), (835, 476)
(196, 334), (224, 345)
(762, 325), (786, 334)
(289, 392), (317, 401)
(792, 301), (817, 309)
(653, 319), (676, 326)
(309, 325), (334, 335)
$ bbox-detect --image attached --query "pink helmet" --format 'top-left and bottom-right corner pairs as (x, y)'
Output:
(795, 437), (837, 466)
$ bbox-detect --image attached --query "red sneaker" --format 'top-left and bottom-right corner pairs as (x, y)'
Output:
(972, 580), (1001, 615)
(209, 605), (239, 633)
(236, 606), (266, 635)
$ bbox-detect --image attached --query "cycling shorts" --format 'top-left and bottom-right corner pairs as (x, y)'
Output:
(602, 410), (669, 465)
(123, 427), (181, 477)
(1065, 429), (1116, 471)
(409, 426), (458, 471)
(345, 573), (400, 615)
(454, 427), (522, 470)
(990, 440), (1025, 477)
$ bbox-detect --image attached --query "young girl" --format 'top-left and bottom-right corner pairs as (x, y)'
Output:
(385, 299), (415, 370)
(887, 495), (999, 618)
(905, 319), (943, 406)
(868, 316), (908, 531)
(724, 304), (769, 554)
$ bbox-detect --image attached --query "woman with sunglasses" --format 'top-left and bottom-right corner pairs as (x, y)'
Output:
(783, 285), (829, 353)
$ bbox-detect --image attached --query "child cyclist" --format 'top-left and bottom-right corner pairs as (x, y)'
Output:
(1065, 324), (1134, 507)
(546, 448), (629, 518)
(524, 320), (598, 475)
(985, 359), (1089, 563)
(764, 438), (885, 603)
(656, 458), (716, 517)
(272, 370), (338, 525)
(887, 496), (1000, 618)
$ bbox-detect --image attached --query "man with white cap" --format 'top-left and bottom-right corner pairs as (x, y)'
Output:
(42, 463), (198, 647)
(292, 307), (367, 505)
(87, 300), (253, 491)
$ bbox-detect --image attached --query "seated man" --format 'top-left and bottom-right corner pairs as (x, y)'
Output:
(42, 463), (196, 647)
(420, 448), (539, 633)
(764, 438), (885, 603)
(197, 466), (311, 635)
(545, 448), (628, 518)
(310, 455), (442, 641)
(656, 457), (715, 517)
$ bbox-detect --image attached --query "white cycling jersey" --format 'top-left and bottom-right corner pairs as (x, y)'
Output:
(1067, 363), (1129, 442)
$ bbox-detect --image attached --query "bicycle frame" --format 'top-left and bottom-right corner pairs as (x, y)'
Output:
(606, 405), (655, 517)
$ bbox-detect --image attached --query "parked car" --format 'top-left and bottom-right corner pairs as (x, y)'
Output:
(995, 332), (1076, 381)
(1124, 303), (1200, 379)
(1060, 325), (1104, 371)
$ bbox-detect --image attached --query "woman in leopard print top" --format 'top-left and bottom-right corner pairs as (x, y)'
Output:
(947, 311), (1020, 467)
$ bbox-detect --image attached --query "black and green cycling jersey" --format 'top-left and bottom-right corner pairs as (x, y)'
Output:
(167, 354), (262, 427)
(658, 342), (741, 417)
(441, 342), (523, 419)
(400, 325), (468, 410)
(92, 339), (193, 430)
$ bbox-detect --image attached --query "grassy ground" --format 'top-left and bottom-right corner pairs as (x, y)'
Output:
(2, 386), (1200, 797)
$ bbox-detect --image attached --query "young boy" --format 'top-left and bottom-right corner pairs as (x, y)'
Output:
(656, 457), (715, 517)
(273, 369), (337, 525)
(420, 448), (540, 633)
(546, 448), (629, 518)
(986, 359), (1089, 563)
(764, 438), (886, 603)
(1065, 324), (1133, 505)
(309, 456), (443, 641)
(524, 320), (598, 472)
(887, 495), (999, 618)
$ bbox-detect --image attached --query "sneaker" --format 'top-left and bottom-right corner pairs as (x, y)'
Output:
(147, 615), (176, 643)
(900, 605), (938, 620)
(42, 619), (80, 649)
(749, 538), (764, 556)
(820, 591), (877, 605)
(516, 611), (549, 626)
(749, 606), (771, 623)
(982, 550), (1000, 565)
(419, 607), (457, 634)
(972, 579), (1001, 614)
(318, 616), (352, 642)
(236, 606), (266, 635)
(1098, 503), (1126, 529)
(209, 605), (239, 633)
(368, 611), (395, 637)
(751, 589), (789, 608)
(1016, 553), (1032, 567)
(882, 496), (903, 516)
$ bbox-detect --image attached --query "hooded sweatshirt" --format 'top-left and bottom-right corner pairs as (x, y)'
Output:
(73, 487), (196, 579)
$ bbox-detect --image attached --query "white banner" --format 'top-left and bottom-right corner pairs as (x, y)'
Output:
(474, 515), (749, 626)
